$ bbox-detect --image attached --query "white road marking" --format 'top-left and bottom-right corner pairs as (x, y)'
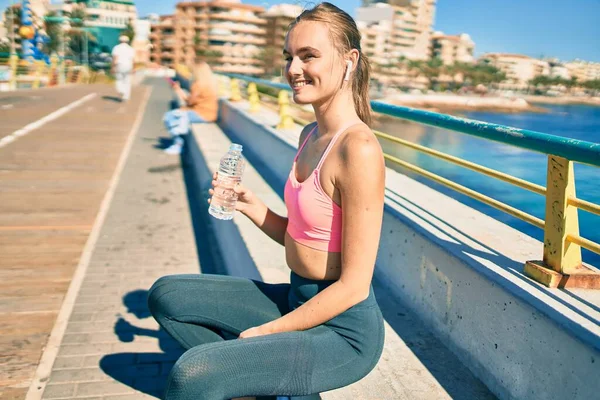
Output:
(0, 93), (97, 149)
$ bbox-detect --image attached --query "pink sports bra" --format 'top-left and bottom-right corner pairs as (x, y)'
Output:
(284, 122), (358, 252)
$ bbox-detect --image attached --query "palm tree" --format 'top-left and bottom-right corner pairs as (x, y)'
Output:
(65, 8), (96, 63)
(122, 20), (135, 42)
(43, 11), (62, 54)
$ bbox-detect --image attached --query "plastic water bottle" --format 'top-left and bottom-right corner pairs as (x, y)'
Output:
(209, 143), (245, 220)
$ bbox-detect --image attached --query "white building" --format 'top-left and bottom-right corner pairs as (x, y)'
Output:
(133, 18), (151, 64)
(565, 60), (600, 82)
(62, 0), (138, 51)
(431, 32), (475, 65)
(480, 53), (550, 90)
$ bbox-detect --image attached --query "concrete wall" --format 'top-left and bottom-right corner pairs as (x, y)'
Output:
(217, 99), (600, 400)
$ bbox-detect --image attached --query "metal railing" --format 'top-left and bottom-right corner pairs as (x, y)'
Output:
(0, 53), (97, 90)
(215, 72), (600, 289)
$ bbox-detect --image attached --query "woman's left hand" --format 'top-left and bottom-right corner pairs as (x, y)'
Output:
(238, 325), (271, 339)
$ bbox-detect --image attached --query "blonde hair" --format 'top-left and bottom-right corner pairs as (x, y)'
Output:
(192, 61), (217, 93)
(290, 2), (372, 126)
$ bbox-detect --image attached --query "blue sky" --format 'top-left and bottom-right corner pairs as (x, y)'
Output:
(3, 0), (599, 62)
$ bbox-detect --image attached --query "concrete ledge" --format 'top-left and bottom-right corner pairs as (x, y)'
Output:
(181, 123), (262, 280)
(217, 99), (600, 400)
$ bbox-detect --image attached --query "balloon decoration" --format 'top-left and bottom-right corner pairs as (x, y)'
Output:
(19, 0), (50, 63)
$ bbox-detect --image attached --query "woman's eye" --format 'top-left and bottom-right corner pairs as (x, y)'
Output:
(284, 56), (292, 62)
(303, 54), (315, 60)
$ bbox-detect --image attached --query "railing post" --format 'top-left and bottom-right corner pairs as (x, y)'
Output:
(276, 90), (295, 130)
(247, 82), (260, 113)
(66, 61), (74, 83)
(32, 60), (45, 89)
(524, 155), (586, 287)
(48, 54), (58, 86)
(217, 76), (227, 97)
(229, 79), (241, 102)
(9, 53), (18, 90)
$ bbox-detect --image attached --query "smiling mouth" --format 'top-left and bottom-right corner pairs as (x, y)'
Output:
(292, 79), (313, 88)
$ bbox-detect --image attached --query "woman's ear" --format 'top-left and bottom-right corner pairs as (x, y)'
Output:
(344, 49), (360, 82)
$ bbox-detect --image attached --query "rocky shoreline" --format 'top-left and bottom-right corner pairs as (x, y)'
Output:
(383, 94), (549, 114)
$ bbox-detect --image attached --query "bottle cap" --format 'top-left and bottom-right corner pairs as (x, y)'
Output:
(230, 143), (243, 152)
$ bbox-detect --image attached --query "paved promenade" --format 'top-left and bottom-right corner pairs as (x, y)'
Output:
(0, 84), (150, 399)
(26, 81), (202, 399)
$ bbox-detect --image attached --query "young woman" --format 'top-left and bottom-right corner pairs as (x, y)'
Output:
(163, 61), (218, 155)
(148, 3), (386, 399)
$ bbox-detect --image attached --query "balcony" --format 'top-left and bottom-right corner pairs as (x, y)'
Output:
(209, 13), (267, 25)
(209, 34), (266, 46)
(212, 64), (265, 75)
(209, 22), (266, 35)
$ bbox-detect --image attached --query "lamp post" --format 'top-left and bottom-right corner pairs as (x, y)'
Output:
(9, 0), (15, 56)
(58, 2), (66, 84)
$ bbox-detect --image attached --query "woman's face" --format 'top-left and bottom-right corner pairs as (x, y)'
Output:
(283, 21), (345, 105)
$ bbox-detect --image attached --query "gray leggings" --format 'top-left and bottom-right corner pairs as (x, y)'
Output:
(147, 272), (384, 400)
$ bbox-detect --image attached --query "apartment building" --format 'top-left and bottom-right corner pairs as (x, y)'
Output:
(133, 18), (151, 64)
(480, 53), (550, 90)
(356, 3), (394, 67)
(150, 0), (267, 75)
(59, 0), (138, 51)
(431, 32), (475, 65)
(356, 0), (436, 87)
(149, 15), (176, 67)
(358, 0), (436, 61)
(262, 4), (301, 77)
(565, 60), (600, 82)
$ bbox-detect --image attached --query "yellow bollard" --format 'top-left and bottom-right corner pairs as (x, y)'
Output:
(247, 82), (260, 113)
(217, 76), (227, 97)
(276, 90), (295, 130)
(48, 54), (58, 86)
(78, 66), (90, 84)
(9, 53), (19, 90)
(229, 79), (241, 102)
(32, 60), (45, 89)
(66, 61), (74, 83)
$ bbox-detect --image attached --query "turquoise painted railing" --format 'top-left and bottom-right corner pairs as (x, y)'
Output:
(219, 72), (600, 289)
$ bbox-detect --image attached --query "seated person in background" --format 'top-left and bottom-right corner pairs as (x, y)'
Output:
(163, 61), (218, 155)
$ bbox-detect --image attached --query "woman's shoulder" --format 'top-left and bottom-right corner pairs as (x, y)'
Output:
(338, 123), (382, 162)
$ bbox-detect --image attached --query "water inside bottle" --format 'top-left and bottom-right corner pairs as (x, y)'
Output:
(208, 173), (240, 220)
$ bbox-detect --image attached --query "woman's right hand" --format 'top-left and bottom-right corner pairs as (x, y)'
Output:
(208, 172), (258, 215)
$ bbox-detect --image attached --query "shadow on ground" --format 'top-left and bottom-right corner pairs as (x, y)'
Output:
(100, 289), (185, 398)
(101, 95), (123, 102)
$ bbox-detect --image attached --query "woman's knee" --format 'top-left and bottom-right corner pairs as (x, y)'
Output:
(165, 346), (224, 400)
(147, 275), (184, 319)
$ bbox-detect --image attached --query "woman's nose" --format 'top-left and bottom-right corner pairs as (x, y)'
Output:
(287, 58), (302, 77)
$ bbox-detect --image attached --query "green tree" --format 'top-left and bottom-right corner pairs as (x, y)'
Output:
(43, 11), (62, 54)
(463, 63), (506, 87)
(64, 8), (96, 63)
(67, 8), (86, 28)
(122, 20), (135, 42)
(0, 40), (10, 54)
(407, 58), (444, 89)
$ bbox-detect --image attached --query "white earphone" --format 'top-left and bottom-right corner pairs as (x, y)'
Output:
(344, 60), (353, 81)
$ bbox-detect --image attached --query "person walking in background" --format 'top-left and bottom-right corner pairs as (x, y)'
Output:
(111, 35), (135, 102)
(148, 3), (386, 399)
(162, 62), (218, 155)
